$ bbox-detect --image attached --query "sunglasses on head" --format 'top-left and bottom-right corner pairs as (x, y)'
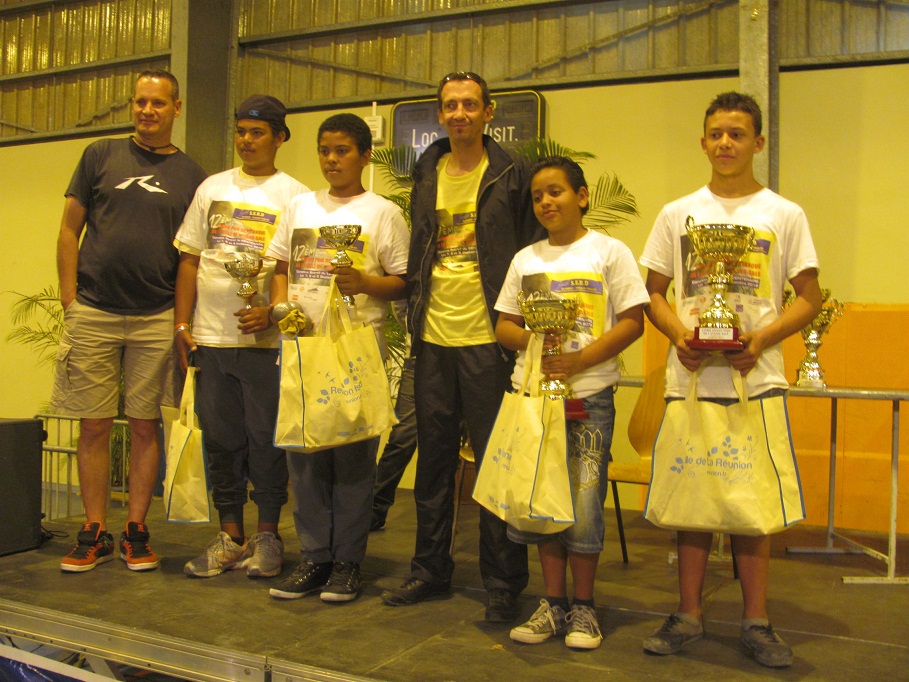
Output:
(439, 71), (486, 87)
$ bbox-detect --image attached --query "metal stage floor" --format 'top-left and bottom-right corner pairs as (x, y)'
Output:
(1, 492), (907, 681)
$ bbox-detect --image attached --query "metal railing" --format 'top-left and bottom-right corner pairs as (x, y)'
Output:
(34, 414), (129, 521)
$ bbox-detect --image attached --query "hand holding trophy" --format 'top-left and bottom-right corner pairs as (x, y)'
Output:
(320, 224), (362, 309)
(517, 290), (589, 420)
(685, 215), (755, 351)
(784, 288), (844, 388)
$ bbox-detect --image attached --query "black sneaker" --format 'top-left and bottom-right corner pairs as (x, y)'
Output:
(61, 522), (114, 572)
(320, 562), (362, 603)
(369, 515), (386, 532)
(485, 588), (520, 623)
(269, 561), (332, 599)
(381, 577), (451, 606)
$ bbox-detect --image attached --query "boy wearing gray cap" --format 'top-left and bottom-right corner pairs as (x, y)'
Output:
(174, 95), (308, 579)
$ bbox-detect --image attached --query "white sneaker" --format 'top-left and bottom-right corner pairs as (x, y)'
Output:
(565, 604), (603, 650)
(245, 532), (284, 578)
(510, 599), (569, 644)
(184, 532), (249, 578)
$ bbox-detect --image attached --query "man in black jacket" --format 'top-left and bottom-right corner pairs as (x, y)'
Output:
(381, 71), (540, 622)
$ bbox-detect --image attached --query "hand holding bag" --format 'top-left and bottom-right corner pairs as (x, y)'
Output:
(161, 367), (211, 523)
(473, 333), (575, 534)
(274, 279), (397, 453)
(644, 369), (805, 536)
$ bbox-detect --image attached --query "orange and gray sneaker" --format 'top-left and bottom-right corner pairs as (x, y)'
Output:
(119, 521), (159, 571)
(60, 522), (114, 572)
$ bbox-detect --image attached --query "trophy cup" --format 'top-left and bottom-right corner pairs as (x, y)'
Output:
(320, 224), (362, 308)
(785, 288), (844, 388)
(685, 215), (755, 350)
(223, 249), (264, 311)
(270, 301), (311, 338)
(517, 291), (589, 420)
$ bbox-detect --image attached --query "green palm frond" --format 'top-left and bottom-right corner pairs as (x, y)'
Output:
(8, 285), (63, 325)
(371, 145), (417, 187)
(512, 138), (597, 165)
(385, 191), (413, 229)
(583, 172), (639, 233)
(5, 286), (64, 367)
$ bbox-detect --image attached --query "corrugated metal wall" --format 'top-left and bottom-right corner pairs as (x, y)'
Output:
(1, 0), (907, 143)
(0, 0), (171, 141)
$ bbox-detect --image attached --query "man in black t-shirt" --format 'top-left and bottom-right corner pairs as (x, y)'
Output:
(54, 70), (207, 574)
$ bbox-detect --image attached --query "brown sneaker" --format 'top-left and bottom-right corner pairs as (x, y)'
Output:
(61, 522), (114, 572)
(119, 521), (159, 571)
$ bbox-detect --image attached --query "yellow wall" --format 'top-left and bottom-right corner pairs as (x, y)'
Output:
(1, 66), (906, 513)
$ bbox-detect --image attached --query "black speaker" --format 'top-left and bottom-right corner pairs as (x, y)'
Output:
(0, 418), (45, 556)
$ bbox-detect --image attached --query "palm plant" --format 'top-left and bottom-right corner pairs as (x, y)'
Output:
(6, 285), (65, 366)
(371, 137), (640, 234)
(6, 285), (129, 488)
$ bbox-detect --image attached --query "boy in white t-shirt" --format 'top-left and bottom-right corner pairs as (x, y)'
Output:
(174, 95), (308, 580)
(639, 91), (822, 668)
(495, 156), (649, 649)
(266, 113), (409, 603)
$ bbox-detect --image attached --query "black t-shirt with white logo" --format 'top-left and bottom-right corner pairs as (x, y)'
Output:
(66, 137), (207, 314)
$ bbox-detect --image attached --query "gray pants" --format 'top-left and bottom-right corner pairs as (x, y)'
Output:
(287, 436), (379, 564)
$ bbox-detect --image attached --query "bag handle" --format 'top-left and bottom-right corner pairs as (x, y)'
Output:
(686, 366), (749, 409)
(520, 332), (544, 397)
(316, 278), (358, 339)
(179, 367), (198, 429)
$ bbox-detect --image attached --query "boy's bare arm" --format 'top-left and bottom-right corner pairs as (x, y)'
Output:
(727, 267), (822, 374)
(645, 269), (708, 372)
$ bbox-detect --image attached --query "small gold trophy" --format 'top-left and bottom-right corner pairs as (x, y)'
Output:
(320, 224), (362, 308)
(784, 288), (844, 388)
(685, 215), (755, 350)
(223, 250), (264, 311)
(517, 291), (588, 420)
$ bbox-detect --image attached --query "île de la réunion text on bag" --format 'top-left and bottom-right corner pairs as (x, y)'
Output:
(161, 366), (211, 523)
(473, 333), (575, 534)
(274, 279), (397, 453)
(644, 369), (805, 536)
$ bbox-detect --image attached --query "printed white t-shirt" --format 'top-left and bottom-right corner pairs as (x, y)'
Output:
(640, 185), (819, 398)
(496, 229), (650, 398)
(175, 168), (308, 347)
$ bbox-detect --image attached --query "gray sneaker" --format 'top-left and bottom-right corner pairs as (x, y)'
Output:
(643, 612), (704, 655)
(245, 532), (284, 578)
(510, 599), (569, 644)
(184, 532), (250, 578)
(565, 604), (603, 650)
(740, 622), (793, 668)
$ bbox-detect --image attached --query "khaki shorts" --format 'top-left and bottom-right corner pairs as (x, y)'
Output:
(50, 300), (178, 420)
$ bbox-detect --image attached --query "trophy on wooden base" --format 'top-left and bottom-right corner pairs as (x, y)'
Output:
(685, 215), (755, 351)
(517, 290), (589, 420)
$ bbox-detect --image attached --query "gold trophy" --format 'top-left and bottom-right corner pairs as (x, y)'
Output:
(223, 249), (264, 311)
(320, 224), (362, 308)
(784, 288), (844, 388)
(685, 215), (755, 350)
(517, 291), (588, 420)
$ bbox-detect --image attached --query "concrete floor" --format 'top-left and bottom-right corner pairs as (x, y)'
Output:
(1, 492), (908, 681)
